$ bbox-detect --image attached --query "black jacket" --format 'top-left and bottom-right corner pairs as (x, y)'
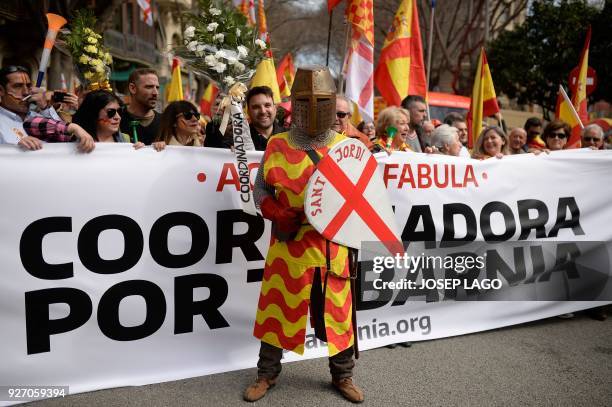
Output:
(204, 120), (286, 151)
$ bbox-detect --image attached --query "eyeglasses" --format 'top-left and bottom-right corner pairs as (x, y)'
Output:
(336, 111), (350, 119)
(528, 131), (541, 137)
(178, 111), (200, 120)
(1, 65), (28, 75)
(583, 136), (602, 143)
(549, 132), (567, 139)
(105, 108), (119, 119)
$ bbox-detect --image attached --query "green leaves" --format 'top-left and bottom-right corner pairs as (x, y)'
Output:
(488, 0), (608, 119)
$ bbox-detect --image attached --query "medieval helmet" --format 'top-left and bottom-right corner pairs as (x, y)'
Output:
(291, 66), (336, 136)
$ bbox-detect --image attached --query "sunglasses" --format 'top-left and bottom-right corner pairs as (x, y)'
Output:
(105, 108), (119, 119)
(1, 65), (28, 75)
(528, 131), (541, 137)
(549, 132), (567, 139)
(178, 111), (200, 121)
(336, 111), (350, 119)
(583, 136), (602, 143)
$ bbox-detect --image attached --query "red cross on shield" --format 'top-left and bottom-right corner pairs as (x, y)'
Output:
(305, 138), (403, 255)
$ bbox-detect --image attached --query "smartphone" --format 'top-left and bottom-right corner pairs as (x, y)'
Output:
(52, 91), (67, 103)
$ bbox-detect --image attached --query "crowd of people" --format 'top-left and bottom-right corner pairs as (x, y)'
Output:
(0, 64), (608, 328)
(1, 64), (609, 159)
(1, 62), (609, 404)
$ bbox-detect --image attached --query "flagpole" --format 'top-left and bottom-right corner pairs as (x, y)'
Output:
(339, 17), (352, 94)
(326, 10), (334, 66)
(425, 0), (436, 119)
(559, 85), (585, 129)
(496, 112), (507, 133)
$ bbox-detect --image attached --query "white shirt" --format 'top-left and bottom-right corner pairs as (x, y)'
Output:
(459, 145), (470, 158)
(0, 105), (60, 144)
(0, 106), (27, 144)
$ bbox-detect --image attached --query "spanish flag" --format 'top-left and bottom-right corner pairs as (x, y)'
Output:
(565, 26), (591, 149)
(276, 53), (295, 98)
(555, 86), (583, 149)
(200, 82), (219, 118)
(374, 0), (426, 106)
(466, 48), (499, 149)
(166, 58), (184, 102)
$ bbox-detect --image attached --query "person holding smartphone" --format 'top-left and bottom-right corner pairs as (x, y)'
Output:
(50, 90), (79, 122)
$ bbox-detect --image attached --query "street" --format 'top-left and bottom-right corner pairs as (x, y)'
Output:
(29, 312), (612, 406)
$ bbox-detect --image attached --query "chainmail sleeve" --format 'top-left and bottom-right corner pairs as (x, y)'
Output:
(253, 154), (275, 210)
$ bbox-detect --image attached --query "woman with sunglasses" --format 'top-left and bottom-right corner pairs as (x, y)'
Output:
(542, 120), (570, 151)
(72, 90), (144, 148)
(152, 101), (202, 150)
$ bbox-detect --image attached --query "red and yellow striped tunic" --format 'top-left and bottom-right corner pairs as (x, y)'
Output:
(253, 131), (354, 356)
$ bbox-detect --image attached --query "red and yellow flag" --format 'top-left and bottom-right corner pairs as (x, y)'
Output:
(252, 0), (281, 102)
(166, 57), (184, 102)
(233, 0), (256, 26)
(257, 0), (272, 57)
(373, 0), (426, 106)
(276, 53), (295, 98)
(466, 48), (499, 149)
(328, 0), (343, 12)
(565, 26), (591, 148)
(252, 59), (281, 103)
(346, 0), (374, 46)
(555, 86), (582, 149)
(344, 0), (374, 120)
(200, 82), (219, 118)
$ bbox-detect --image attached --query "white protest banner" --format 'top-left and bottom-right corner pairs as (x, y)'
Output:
(0, 144), (610, 404)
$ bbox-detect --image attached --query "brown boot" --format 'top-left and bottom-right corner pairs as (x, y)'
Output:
(332, 377), (364, 403)
(243, 376), (277, 402)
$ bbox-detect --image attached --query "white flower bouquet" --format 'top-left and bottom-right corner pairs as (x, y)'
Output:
(177, 0), (269, 93)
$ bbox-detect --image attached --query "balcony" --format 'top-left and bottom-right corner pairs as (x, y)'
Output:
(104, 29), (162, 67)
(156, 0), (193, 8)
